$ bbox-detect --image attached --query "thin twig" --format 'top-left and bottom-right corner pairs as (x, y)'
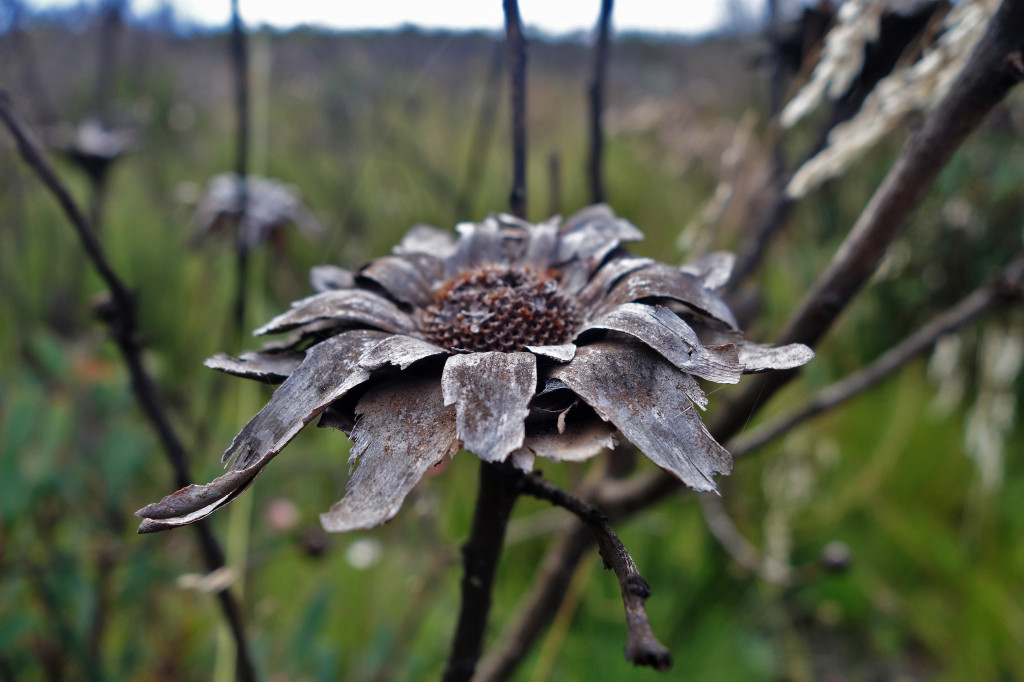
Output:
(730, 255), (1024, 459)
(519, 474), (672, 671)
(504, 0), (527, 219)
(0, 93), (258, 682)
(587, 0), (613, 205)
(699, 495), (792, 585)
(442, 462), (522, 682)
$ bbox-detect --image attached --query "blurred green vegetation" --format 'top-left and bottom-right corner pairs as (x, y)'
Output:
(1, 10), (1023, 682)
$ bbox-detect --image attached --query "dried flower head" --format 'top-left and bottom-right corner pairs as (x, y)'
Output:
(192, 173), (322, 250)
(136, 205), (812, 533)
(49, 118), (136, 180)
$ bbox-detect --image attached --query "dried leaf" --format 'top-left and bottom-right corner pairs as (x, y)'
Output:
(441, 351), (537, 462)
(394, 223), (457, 259)
(679, 251), (735, 290)
(552, 339), (732, 492)
(525, 344), (576, 363)
(359, 253), (443, 308)
(737, 342), (815, 372)
(594, 262), (739, 329)
(358, 334), (449, 371)
(581, 303), (742, 385)
(224, 330), (389, 469)
(310, 265), (356, 292)
(253, 289), (415, 337)
(557, 205), (644, 292)
(575, 255), (654, 307)
(203, 351), (303, 383)
(447, 218), (504, 276)
(319, 375), (458, 532)
(525, 408), (617, 462)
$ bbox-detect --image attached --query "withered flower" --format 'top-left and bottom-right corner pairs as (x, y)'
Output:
(136, 205), (812, 533)
(49, 118), (136, 182)
(192, 173), (321, 251)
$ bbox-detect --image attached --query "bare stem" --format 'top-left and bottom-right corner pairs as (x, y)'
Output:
(504, 0), (527, 219)
(474, 523), (592, 682)
(443, 462), (522, 682)
(0, 93), (257, 682)
(519, 474), (672, 671)
(230, 0), (250, 332)
(587, 0), (613, 205)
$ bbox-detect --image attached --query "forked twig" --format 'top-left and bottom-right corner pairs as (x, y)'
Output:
(0, 92), (257, 682)
(519, 474), (672, 671)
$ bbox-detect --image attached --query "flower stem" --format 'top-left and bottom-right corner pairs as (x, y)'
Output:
(442, 461), (522, 682)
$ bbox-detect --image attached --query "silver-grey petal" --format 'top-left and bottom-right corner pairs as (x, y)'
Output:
(509, 447), (536, 473)
(310, 265), (356, 292)
(593, 262), (739, 329)
(679, 251), (735, 290)
(319, 375), (459, 532)
(223, 329), (389, 469)
(446, 218), (504, 277)
(394, 223), (457, 259)
(204, 350), (303, 383)
(556, 205), (644, 293)
(525, 343), (576, 363)
(737, 342), (815, 372)
(684, 320), (815, 374)
(521, 218), (560, 271)
(358, 334), (450, 371)
(253, 289), (416, 337)
(580, 303), (743, 385)
(135, 331), (388, 532)
(576, 255), (654, 307)
(551, 339), (732, 492)
(525, 410), (617, 462)
(359, 253), (443, 308)
(136, 467), (262, 532)
(441, 351), (537, 463)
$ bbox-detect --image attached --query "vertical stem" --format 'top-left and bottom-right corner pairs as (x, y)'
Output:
(442, 462), (521, 682)
(95, 0), (122, 128)
(546, 151), (561, 217)
(587, 0), (613, 205)
(504, 0), (527, 219)
(230, 0), (250, 333)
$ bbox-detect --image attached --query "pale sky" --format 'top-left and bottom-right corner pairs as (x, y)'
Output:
(25, 0), (750, 36)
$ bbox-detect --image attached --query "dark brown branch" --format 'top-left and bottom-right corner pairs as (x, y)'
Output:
(730, 255), (1024, 458)
(474, 523), (593, 682)
(519, 474), (672, 671)
(0, 93), (257, 682)
(230, 0), (250, 331)
(504, 0), (527, 219)
(712, 0), (1024, 444)
(587, 0), (613, 205)
(442, 462), (522, 682)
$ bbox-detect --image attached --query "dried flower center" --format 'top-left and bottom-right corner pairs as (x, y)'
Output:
(422, 266), (581, 353)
